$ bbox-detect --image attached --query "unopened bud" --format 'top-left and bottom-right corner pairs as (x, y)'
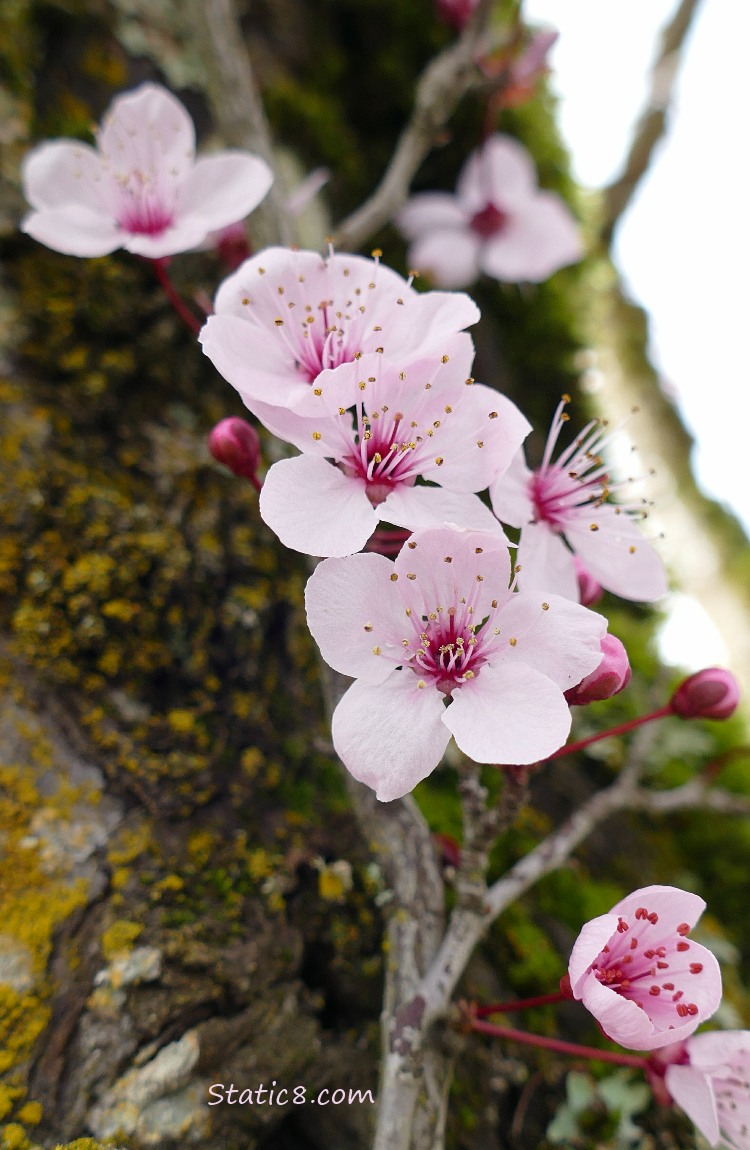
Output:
(211, 221), (251, 270)
(670, 668), (740, 720)
(435, 0), (478, 31)
(565, 634), (631, 706)
(208, 417), (261, 482)
(574, 556), (603, 607)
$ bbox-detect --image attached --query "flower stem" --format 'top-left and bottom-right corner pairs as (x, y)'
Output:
(547, 705), (673, 760)
(470, 1019), (647, 1069)
(474, 990), (567, 1017)
(150, 258), (202, 334)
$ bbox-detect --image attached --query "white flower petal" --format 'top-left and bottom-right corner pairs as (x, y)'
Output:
(382, 486), (506, 537)
(332, 673), (450, 802)
(494, 590), (606, 688)
(565, 503), (668, 602)
(259, 455), (377, 556)
(305, 553), (407, 683)
(176, 152), (273, 229)
(21, 204), (122, 257)
(514, 521), (581, 601)
(443, 661), (572, 764)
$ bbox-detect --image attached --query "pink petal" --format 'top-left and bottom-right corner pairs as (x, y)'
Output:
(481, 194), (582, 283)
(393, 524), (512, 622)
(488, 448), (535, 528)
(664, 1064), (720, 1146)
(176, 152), (273, 229)
(397, 192), (469, 239)
(494, 590), (606, 688)
(406, 228), (482, 289)
(580, 975), (660, 1050)
(213, 246), (327, 317)
(687, 1031), (750, 1073)
(514, 521), (581, 601)
(568, 914), (621, 994)
(564, 503), (668, 602)
(199, 314), (314, 411)
(457, 134), (537, 212)
(21, 140), (103, 211)
(259, 455), (378, 556)
(21, 204), (122, 257)
(442, 661), (572, 764)
(611, 886), (707, 934)
(420, 385), (531, 492)
(239, 396), (340, 452)
(381, 486), (506, 536)
(305, 554), (407, 683)
(383, 288), (480, 359)
(97, 82), (195, 178)
(332, 673), (450, 801)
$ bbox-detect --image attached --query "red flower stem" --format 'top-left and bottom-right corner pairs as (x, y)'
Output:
(474, 991), (567, 1017)
(547, 705), (673, 761)
(470, 1019), (647, 1069)
(150, 258), (202, 334)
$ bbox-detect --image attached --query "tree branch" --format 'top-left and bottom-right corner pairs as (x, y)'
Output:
(599, 0), (704, 246)
(188, 0), (294, 248)
(332, 0), (499, 252)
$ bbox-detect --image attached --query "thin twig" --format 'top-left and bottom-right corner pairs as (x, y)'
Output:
(332, 0), (500, 252)
(599, 0), (704, 245)
(187, 0), (294, 248)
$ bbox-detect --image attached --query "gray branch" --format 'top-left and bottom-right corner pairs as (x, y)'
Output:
(188, 0), (294, 247)
(332, 0), (499, 253)
(599, 0), (704, 245)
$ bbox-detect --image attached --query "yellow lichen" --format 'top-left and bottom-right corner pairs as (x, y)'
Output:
(99, 920), (143, 960)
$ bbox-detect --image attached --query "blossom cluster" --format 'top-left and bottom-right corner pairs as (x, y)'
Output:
(18, 79), (744, 1150)
(19, 81), (668, 802)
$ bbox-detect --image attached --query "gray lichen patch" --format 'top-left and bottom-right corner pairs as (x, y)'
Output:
(86, 1030), (205, 1140)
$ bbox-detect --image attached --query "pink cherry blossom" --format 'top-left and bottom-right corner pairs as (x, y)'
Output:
(665, 1031), (750, 1149)
(490, 397), (668, 602)
(21, 83), (273, 259)
(397, 134), (582, 288)
(305, 524), (607, 800)
(199, 247), (480, 431)
(568, 885), (722, 1052)
(258, 350), (530, 556)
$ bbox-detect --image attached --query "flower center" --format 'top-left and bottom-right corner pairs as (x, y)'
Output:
(406, 608), (490, 695)
(470, 202), (509, 238)
(590, 907), (701, 1021)
(116, 170), (174, 237)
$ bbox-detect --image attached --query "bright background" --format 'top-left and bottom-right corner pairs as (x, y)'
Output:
(522, 0), (750, 668)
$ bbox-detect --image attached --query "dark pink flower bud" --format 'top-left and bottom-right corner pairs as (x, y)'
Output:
(574, 556), (603, 607)
(565, 634), (631, 706)
(212, 221), (252, 270)
(670, 668), (740, 720)
(208, 417), (261, 482)
(435, 0), (478, 31)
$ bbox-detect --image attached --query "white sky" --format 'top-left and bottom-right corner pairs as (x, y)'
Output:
(522, 0), (749, 668)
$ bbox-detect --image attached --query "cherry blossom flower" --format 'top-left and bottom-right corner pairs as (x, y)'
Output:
(664, 1031), (750, 1149)
(568, 885), (722, 1052)
(490, 397), (668, 602)
(397, 134), (582, 289)
(199, 247), (481, 435)
(21, 83), (273, 259)
(305, 524), (607, 800)
(258, 350), (530, 556)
